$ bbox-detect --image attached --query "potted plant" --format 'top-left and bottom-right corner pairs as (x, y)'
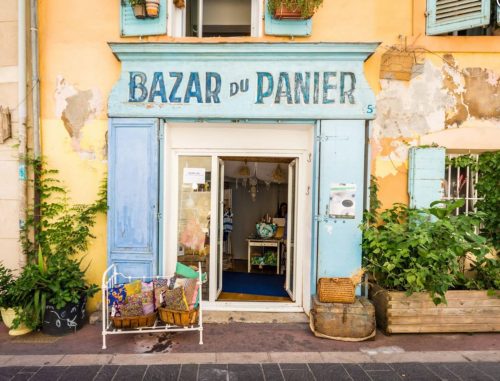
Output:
(0, 263), (32, 336)
(145, 0), (160, 18)
(267, 0), (324, 20)
(362, 198), (500, 334)
(128, 0), (146, 19)
(13, 158), (106, 335)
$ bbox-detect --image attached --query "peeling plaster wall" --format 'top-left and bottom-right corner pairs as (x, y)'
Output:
(372, 56), (500, 207)
(54, 76), (103, 159)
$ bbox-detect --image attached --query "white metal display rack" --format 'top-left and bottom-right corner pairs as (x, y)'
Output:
(101, 263), (203, 350)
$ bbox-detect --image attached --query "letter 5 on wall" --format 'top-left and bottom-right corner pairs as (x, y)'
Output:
(264, 0), (312, 36)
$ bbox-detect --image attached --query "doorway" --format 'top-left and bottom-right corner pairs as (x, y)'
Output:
(165, 121), (313, 312)
(215, 157), (298, 303)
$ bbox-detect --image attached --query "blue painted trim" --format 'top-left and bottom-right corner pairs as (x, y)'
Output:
(158, 119), (165, 276)
(107, 118), (159, 278)
(310, 121), (321, 296)
(109, 42), (380, 61)
(426, 0), (491, 35)
(264, 0), (312, 36)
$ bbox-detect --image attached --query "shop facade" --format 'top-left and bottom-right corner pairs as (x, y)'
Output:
(19, 0), (499, 314)
(107, 43), (377, 312)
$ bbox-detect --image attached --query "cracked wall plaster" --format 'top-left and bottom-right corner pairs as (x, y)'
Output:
(54, 76), (102, 156)
(373, 57), (500, 178)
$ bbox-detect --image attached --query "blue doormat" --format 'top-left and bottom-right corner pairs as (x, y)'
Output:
(222, 271), (288, 297)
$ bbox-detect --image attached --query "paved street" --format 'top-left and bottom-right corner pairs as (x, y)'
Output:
(0, 362), (499, 381)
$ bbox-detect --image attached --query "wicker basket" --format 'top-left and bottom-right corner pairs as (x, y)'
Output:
(158, 307), (198, 326)
(318, 278), (355, 304)
(111, 312), (157, 329)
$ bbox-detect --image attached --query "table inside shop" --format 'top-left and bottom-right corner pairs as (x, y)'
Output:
(246, 238), (282, 274)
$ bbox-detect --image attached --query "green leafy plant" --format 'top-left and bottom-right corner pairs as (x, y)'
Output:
(362, 199), (496, 305)
(267, 0), (324, 18)
(0, 263), (16, 309)
(475, 151), (500, 249)
(12, 158), (106, 329)
(128, 0), (145, 6)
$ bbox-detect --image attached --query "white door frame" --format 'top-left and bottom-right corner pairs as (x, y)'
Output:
(165, 151), (310, 313)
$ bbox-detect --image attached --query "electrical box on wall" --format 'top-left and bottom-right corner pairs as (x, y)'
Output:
(0, 106), (12, 143)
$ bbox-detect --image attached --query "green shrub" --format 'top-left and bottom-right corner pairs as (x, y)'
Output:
(362, 199), (498, 305)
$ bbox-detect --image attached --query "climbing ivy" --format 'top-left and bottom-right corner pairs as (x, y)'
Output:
(445, 154), (478, 171)
(475, 151), (500, 249)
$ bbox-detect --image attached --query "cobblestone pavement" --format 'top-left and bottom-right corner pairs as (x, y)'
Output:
(0, 362), (499, 381)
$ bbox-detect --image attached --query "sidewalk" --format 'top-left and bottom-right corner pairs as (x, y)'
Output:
(1, 323), (498, 355)
(0, 322), (498, 379)
(0, 358), (499, 380)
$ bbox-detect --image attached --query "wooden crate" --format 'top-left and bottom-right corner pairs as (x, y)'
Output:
(370, 284), (500, 334)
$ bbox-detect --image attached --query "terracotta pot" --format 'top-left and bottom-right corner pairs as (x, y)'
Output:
(132, 4), (146, 19)
(274, 2), (313, 20)
(145, 0), (160, 18)
(0, 307), (33, 336)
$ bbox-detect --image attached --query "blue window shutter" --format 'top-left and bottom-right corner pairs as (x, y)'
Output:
(108, 118), (159, 278)
(316, 120), (366, 281)
(264, 0), (312, 36)
(426, 0), (491, 35)
(408, 147), (445, 209)
(121, 0), (167, 37)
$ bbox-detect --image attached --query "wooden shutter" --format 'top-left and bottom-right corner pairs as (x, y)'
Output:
(408, 147), (445, 209)
(426, 0), (491, 35)
(108, 118), (159, 278)
(121, 0), (167, 37)
(315, 120), (366, 281)
(264, 0), (312, 36)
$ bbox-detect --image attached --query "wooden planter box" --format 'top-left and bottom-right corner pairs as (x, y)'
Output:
(370, 284), (500, 334)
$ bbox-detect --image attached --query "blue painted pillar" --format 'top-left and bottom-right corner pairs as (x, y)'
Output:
(311, 120), (367, 295)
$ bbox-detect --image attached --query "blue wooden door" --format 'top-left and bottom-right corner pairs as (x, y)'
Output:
(314, 120), (367, 289)
(108, 118), (159, 278)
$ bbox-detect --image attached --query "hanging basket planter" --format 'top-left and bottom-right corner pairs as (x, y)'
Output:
(145, 0), (161, 18)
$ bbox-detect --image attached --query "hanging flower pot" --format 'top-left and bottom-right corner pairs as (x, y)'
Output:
(128, 0), (147, 19)
(269, 0), (323, 20)
(145, 0), (161, 18)
(173, 0), (185, 9)
(132, 4), (146, 19)
(275, 3), (307, 19)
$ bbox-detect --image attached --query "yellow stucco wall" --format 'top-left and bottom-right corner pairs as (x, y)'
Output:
(38, 0), (500, 311)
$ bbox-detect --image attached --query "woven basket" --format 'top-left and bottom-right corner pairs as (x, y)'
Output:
(318, 278), (355, 304)
(111, 312), (157, 329)
(158, 307), (198, 326)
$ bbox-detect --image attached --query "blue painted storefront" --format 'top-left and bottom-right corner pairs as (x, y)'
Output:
(107, 43), (378, 310)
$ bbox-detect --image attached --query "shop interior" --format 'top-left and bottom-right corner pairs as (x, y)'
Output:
(218, 157), (294, 302)
(176, 155), (296, 303)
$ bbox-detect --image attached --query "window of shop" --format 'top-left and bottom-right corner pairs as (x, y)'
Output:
(426, 0), (500, 36)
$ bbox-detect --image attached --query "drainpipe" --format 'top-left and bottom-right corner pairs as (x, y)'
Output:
(30, 0), (40, 157)
(30, 0), (41, 258)
(18, 0), (27, 268)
